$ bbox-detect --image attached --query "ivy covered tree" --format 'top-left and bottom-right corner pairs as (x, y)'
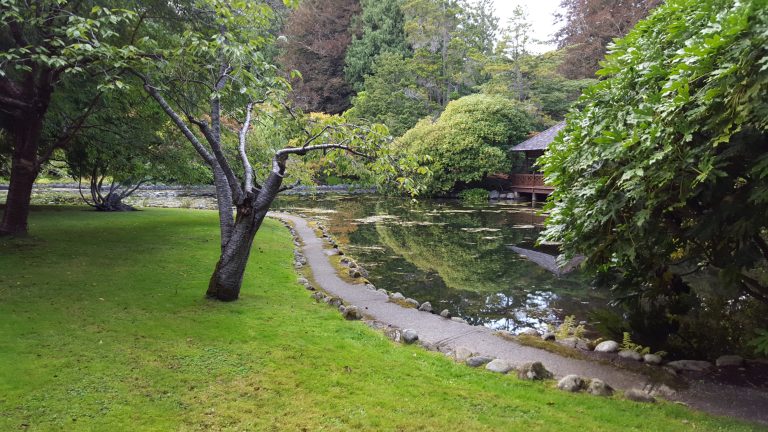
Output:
(542, 0), (768, 311)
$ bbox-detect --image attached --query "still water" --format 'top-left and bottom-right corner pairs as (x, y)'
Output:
(275, 194), (611, 333)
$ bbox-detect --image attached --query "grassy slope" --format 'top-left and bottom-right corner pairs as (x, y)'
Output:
(0, 207), (762, 431)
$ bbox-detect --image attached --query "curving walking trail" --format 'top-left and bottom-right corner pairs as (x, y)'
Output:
(271, 212), (768, 426)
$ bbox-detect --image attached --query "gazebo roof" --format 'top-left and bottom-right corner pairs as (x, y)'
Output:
(510, 121), (566, 152)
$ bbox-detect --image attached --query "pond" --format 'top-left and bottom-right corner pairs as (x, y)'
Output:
(274, 194), (612, 334)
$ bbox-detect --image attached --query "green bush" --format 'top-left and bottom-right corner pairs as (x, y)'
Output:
(394, 94), (533, 195)
(458, 188), (490, 204)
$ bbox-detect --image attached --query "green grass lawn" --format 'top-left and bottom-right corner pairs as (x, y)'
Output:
(0, 207), (763, 431)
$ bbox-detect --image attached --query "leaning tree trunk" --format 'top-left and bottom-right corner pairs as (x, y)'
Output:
(206, 205), (270, 301)
(0, 122), (43, 236)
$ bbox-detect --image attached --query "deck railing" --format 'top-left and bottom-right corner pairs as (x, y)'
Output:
(509, 173), (547, 187)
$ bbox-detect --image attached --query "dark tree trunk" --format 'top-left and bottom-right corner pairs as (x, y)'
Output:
(206, 206), (269, 301)
(0, 121), (43, 236)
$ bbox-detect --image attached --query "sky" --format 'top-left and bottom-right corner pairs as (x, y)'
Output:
(492, 0), (564, 53)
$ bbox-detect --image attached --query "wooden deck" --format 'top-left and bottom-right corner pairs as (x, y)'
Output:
(487, 173), (554, 196)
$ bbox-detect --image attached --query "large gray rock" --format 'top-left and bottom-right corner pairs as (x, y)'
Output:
(557, 337), (590, 350)
(618, 350), (643, 361)
(348, 268), (362, 278)
(485, 359), (514, 374)
(297, 277), (309, 286)
(404, 298), (420, 308)
(451, 317), (468, 324)
(517, 362), (553, 380)
(342, 305), (362, 320)
(418, 301), (433, 313)
(489, 190), (500, 200)
(666, 360), (714, 372)
(716, 355), (744, 368)
(594, 340), (620, 353)
(390, 292), (405, 301)
(643, 354), (663, 365)
(311, 291), (326, 301)
(454, 346), (475, 363)
(557, 374), (586, 392)
(624, 389), (656, 403)
(403, 329), (419, 344)
(466, 356), (494, 368)
(440, 309), (451, 318)
(327, 297), (343, 308)
(587, 379), (614, 396)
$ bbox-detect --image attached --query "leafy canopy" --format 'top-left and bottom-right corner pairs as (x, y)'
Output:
(541, 0), (768, 303)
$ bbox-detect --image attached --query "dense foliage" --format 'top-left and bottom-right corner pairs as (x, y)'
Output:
(542, 0), (768, 355)
(395, 94), (532, 194)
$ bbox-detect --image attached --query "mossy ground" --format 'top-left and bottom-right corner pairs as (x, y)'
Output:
(0, 207), (763, 431)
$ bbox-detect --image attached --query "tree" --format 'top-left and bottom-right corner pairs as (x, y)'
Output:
(279, 0), (361, 114)
(554, 0), (661, 78)
(0, 1), (140, 235)
(541, 0), (768, 310)
(344, 0), (409, 91)
(348, 52), (437, 137)
(395, 94), (533, 194)
(133, 0), (393, 301)
(62, 85), (209, 211)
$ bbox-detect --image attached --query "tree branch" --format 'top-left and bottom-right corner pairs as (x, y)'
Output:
(275, 143), (372, 160)
(238, 101), (256, 194)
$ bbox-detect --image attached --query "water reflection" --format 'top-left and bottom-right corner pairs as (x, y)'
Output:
(275, 195), (610, 333)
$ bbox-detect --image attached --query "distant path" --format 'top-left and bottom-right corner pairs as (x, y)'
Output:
(271, 212), (768, 426)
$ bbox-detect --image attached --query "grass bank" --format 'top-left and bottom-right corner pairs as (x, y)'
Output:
(0, 207), (762, 431)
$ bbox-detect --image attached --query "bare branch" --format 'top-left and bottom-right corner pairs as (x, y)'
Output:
(276, 143), (372, 160)
(238, 101), (256, 193)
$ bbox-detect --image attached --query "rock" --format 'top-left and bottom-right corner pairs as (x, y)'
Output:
(418, 301), (433, 313)
(466, 356), (494, 368)
(644, 383), (677, 399)
(304, 284), (315, 291)
(518, 328), (541, 337)
(404, 298), (420, 308)
(340, 257), (352, 266)
(557, 375), (586, 392)
(364, 283), (376, 291)
(385, 328), (401, 343)
(342, 305), (362, 320)
(618, 350), (643, 361)
(624, 389), (656, 403)
(557, 337), (590, 350)
(587, 379), (614, 396)
(419, 341), (438, 351)
(327, 297), (343, 308)
(643, 354), (663, 365)
(594, 340), (620, 353)
(403, 329), (419, 344)
(324, 249), (340, 256)
(338, 305), (346, 314)
(516, 362), (553, 380)
(451, 317), (468, 324)
(489, 190), (500, 200)
(454, 346), (475, 363)
(716, 355), (744, 368)
(390, 292), (405, 301)
(440, 309), (451, 318)
(486, 359), (514, 374)
(297, 277), (309, 285)
(348, 268), (362, 278)
(357, 267), (369, 278)
(666, 360), (714, 372)
(377, 289), (388, 295)
(541, 332), (556, 341)
(311, 291), (326, 301)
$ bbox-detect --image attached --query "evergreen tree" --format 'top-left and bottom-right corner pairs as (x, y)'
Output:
(345, 0), (409, 91)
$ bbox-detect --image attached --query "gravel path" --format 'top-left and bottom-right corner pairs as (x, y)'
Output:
(271, 212), (768, 426)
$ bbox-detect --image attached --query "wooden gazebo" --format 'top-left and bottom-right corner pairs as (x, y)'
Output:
(505, 122), (564, 200)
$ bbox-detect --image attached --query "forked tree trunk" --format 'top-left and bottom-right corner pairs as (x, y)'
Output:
(0, 122), (43, 236)
(206, 206), (271, 301)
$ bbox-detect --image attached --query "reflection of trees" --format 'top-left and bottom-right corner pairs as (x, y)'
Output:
(278, 195), (612, 332)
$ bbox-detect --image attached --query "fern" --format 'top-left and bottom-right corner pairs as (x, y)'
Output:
(556, 316), (576, 340)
